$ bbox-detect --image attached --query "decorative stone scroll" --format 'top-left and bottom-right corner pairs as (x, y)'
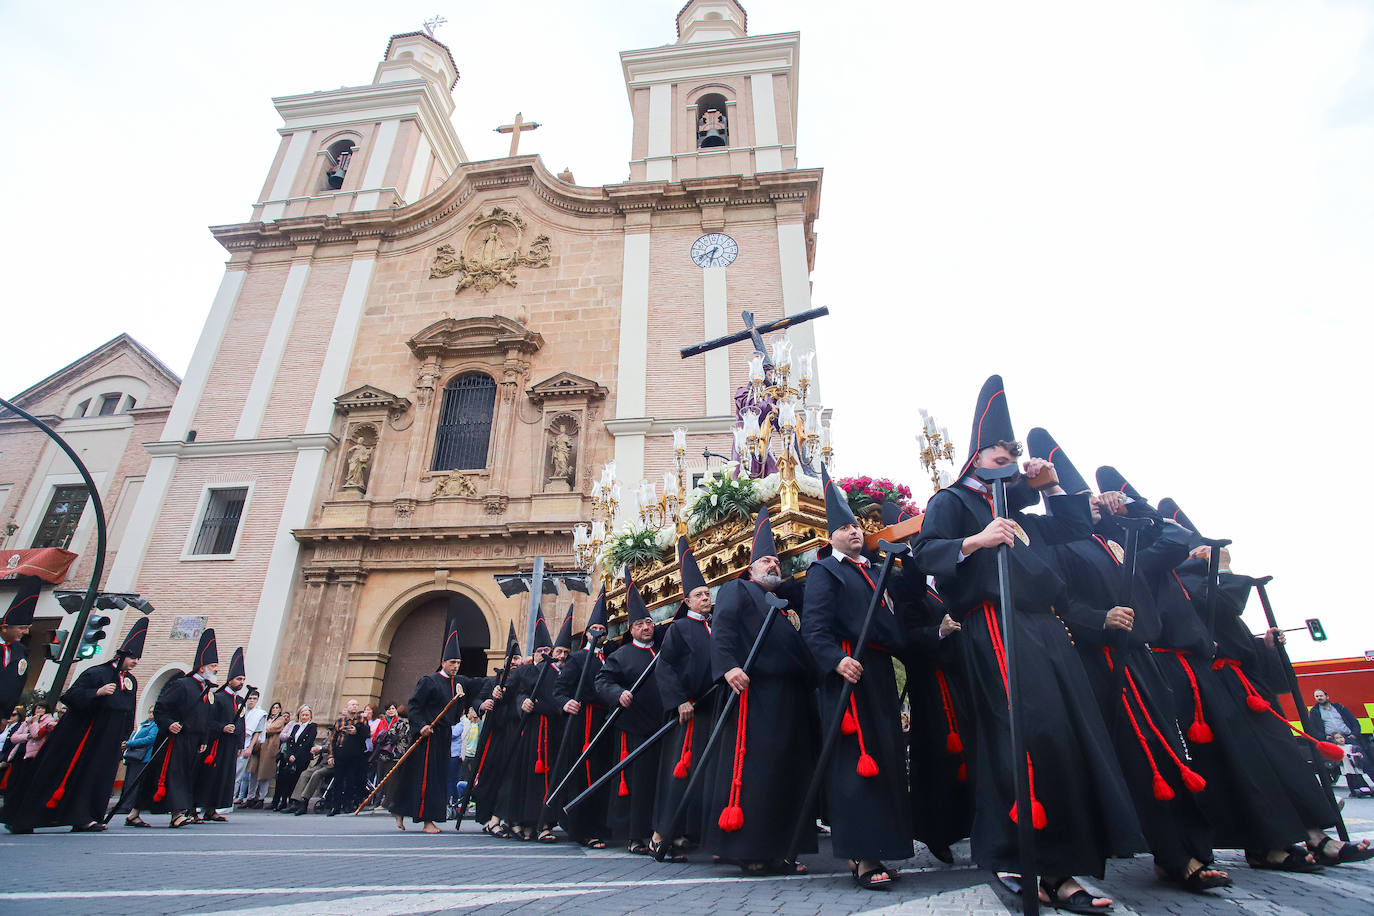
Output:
(429, 207), (552, 294)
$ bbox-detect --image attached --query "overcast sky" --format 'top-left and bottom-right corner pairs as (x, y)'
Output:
(3, 1), (1371, 663)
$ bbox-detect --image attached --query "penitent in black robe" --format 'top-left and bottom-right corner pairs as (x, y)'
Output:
(0, 641), (28, 716)
(136, 675), (211, 814)
(802, 553), (914, 862)
(3, 662), (137, 829)
(653, 612), (718, 845)
(595, 641), (664, 843)
(703, 578), (819, 862)
(471, 669), (521, 824)
(1055, 516), (1217, 874)
(504, 659), (565, 827)
(553, 646), (611, 844)
(891, 570), (974, 857)
(392, 670), (480, 824)
(194, 688), (240, 810)
(911, 484), (1144, 877)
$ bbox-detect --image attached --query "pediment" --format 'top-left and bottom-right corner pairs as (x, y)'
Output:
(526, 371), (608, 405)
(407, 315), (544, 360)
(334, 384), (410, 414)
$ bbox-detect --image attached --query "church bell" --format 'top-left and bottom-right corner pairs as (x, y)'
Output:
(697, 108), (728, 148)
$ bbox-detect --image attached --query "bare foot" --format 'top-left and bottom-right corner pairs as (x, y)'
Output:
(422, 822), (441, 834)
(394, 815), (406, 831)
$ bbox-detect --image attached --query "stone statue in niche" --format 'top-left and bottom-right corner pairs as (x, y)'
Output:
(545, 420), (577, 493)
(340, 427), (377, 495)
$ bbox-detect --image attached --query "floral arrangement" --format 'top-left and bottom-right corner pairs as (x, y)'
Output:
(835, 476), (921, 520)
(682, 463), (759, 534)
(600, 522), (676, 571)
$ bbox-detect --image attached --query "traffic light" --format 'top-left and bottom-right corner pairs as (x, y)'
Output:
(47, 629), (69, 662)
(78, 613), (111, 659)
(55, 592), (84, 615)
(1306, 618), (1328, 642)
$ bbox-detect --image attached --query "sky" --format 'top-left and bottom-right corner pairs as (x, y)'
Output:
(2, 1), (1372, 663)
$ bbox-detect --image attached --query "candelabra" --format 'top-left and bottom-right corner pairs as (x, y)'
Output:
(736, 334), (831, 507)
(573, 460), (620, 579)
(917, 409), (957, 491)
(633, 427), (690, 535)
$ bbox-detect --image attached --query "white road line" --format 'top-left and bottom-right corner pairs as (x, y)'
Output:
(194, 889), (612, 916)
(106, 850), (587, 860)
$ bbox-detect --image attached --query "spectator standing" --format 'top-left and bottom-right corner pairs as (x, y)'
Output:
(323, 699), (368, 815)
(274, 706), (316, 810)
(1, 704), (54, 814)
(249, 702), (289, 807)
(449, 716), (466, 810)
(234, 690), (265, 805)
(374, 705), (410, 811)
(461, 707), (481, 782)
(114, 709), (159, 815)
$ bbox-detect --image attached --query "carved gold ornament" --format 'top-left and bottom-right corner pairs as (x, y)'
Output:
(430, 207), (552, 294)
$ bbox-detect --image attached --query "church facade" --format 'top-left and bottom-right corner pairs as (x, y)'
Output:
(106, 0), (822, 716)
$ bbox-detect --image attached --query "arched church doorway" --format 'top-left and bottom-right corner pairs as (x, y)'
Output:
(379, 593), (490, 707)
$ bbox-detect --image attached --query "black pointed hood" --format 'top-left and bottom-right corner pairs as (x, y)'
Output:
(957, 374), (1016, 481)
(441, 615), (462, 662)
(586, 587), (607, 631)
(821, 465), (859, 533)
(623, 567), (652, 625)
(226, 647), (246, 682)
(116, 615), (149, 658)
(1096, 466), (1145, 503)
(1026, 428), (1090, 495)
(750, 507), (778, 561)
(532, 610), (553, 651)
(1157, 498), (1199, 534)
(503, 622), (522, 661)
(1, 576), (41, 628)
(677, 535), (707, 598)
(554, 605), (575, 651)
(193, 627), (219, 669)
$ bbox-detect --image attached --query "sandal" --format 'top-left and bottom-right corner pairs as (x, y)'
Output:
(627, 840), (651, 855)
(203, 813), (228, 822)
(1155, 862), (1232, 893)
(1309, 836), (1374, 865)
(851, 861), (892, 890)
(649, 839), (687, 862)
(584, 838), (607, 849)
(168, 814), (193, 829)
(71, 822), (106, 833)
(537, 829), (559, 844)
(1040, 877), (1113, 913)
(1245, 846), (1323, 873)
(124, 815), (151, 828)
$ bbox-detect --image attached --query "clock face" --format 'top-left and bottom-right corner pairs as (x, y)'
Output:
(690, 233), (739, 268)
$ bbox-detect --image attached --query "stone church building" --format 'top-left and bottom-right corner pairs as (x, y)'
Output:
(104, 0), (823, 716)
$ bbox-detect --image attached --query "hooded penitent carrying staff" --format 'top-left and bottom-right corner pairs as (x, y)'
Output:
(499, 607), (569, 837)
(546, 590), (611, 844)
(195, 647), (245, 820)
(790, 468), (913, 886)
(451, 623), (521, 829)
(541, 600), (605, 818)
(2, 615), (146, 833)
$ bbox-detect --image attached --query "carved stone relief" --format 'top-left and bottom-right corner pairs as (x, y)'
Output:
(429, 207), (552, 294)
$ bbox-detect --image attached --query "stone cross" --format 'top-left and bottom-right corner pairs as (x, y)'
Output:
(496, 112), (542, 156)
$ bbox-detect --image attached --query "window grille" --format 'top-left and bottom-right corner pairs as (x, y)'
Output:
(432, 373), (497, 471)
(31, 485), (89, 549)
(190, 487), (248, 556)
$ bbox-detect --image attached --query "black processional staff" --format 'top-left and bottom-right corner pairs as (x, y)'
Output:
(1106, 517), (1151, 722)
(782, 539), (910, 863)
(566, 683), (724, 812)
(653, 589), (790, 861)
(102, 735), (170, 825)
(453, 627), (522, 830)
(1253, 577), (1351, 842)
(537, 628), (606, 824)
(1198, 536), (1230, 645)
(980, 464), (1040, 916)
(543, 650), (661, 811)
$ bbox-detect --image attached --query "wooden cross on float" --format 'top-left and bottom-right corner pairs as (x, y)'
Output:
(679, 307), (829, 370)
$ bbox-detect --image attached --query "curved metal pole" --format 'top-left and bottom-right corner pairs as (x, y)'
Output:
(0, 397), (107, 697)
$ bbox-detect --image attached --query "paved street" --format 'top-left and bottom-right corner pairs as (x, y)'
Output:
(2, 799), (1372, 915)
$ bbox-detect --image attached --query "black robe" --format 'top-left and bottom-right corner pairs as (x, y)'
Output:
(553, 647), (611, 843)
(893, 573), (973, 854)
(911, 484), (1144, 876)
(0, 641), (27, 715)
(703, 577), (819, 861)
(391, 671), (478, 823)
(1055, 520), (1216, 873)
(136, 675), (211, 814)
(653, 613), (718, 844)
(471, 669), (520, 824)
(3, 662), (137, 829)
(503, 659), (565, 827)
(194, 688), (240, 810)
(802, 553), (913, 861)
(595, 641), (664, 842)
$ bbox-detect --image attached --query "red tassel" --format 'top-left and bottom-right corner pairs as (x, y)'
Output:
(1180, 766), (1206, 793)
(1317, 741), (1345, 763)
(48, 786), (65, 804)
(956, 762), (967, 783)
(946, 732), (963, 754)
(856, 753), (879, 778)
(1152, 774), (1176, 801)
(718, 804), (744, 832)
(1010, 799), (1049, 829)
(673, 754), (690, 780)
(1186, 721), (1213, 744)
(841, 709), (857, 735)
(534, 760), (548, 774)
(1246, 695), (1269, 713)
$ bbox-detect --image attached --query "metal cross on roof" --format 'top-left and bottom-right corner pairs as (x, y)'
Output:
(423, 15), (448, 37)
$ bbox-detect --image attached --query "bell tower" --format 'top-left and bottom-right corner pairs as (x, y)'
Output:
(254, 31), (468, 221)
(621, 0), (800, 182)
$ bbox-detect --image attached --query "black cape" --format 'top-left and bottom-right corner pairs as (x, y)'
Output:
(391, 671), (479, 823)
(595, 642), (664, 842)
(553, 647), (611, 843)
(503, 659), (565, 827)
(653, 613), (718, 845)
(194, 688), (241, 809)
(136, 675), (212, 814)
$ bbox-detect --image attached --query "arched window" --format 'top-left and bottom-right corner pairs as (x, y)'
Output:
(324, 139), (357, 190)
(696, 93), (730, 149)
(431, 372), (497, 471)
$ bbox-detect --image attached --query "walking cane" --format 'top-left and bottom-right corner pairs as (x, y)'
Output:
(784, 539), (910, 863)
(566, 683), (723, 811)
(102, 735), (170, 825)
(653, 589), (790, 861)
(979, 464), (1039, 916)
(352, 688), (465, 814)
(537, 632), (605, 824)
(1254, 578), (1350, 842)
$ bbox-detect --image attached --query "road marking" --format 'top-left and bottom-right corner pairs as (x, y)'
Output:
(107, 850), (589, 860)
(196, 889), (611, 916)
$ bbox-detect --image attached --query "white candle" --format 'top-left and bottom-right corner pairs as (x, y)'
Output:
(778, 398), (797, 428)
(663, 471), (679, 498)
(742, 408), (761, 439)
(771, 335), (792, 368)
(732, 426), (747, 454)
(591, 519), (606, 542)
(672, 426), (687, 452)
(748, 354), (765, 384)
(798, 350), (815, 384)
(591, 480), (604, 501)
(573, 524), (588, 548)
(820, 424), (832, 448)
(805, 405), (822, 436)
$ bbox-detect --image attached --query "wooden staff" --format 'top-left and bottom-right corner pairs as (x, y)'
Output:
(352, 688), (464, 814)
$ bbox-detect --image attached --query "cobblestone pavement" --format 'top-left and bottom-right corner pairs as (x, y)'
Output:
(1, 798), (1371, 915)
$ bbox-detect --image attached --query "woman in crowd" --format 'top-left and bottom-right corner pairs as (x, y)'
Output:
(1, 703), (54, 814)
(274, 705), (316, 810)
(249, 701), (289, 807)
(114, 708), (159, 815)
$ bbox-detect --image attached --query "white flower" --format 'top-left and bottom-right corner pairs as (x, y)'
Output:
(710, 494), (718, 506)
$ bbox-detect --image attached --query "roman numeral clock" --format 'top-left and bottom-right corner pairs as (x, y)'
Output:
(690, 233), (739, 268)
